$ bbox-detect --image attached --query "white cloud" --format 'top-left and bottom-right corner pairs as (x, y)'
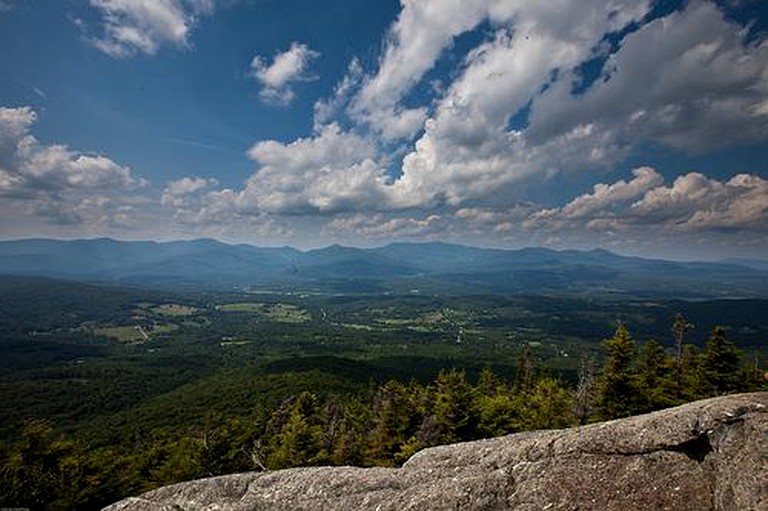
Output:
(348, 0), (651, 142)
(182, 1), (766, 231)
(631, 172), (768, 230)
(239, 124), (384, 213)
(0, 106), (145, 228)
(0, 106), (142, 195)
(455, 204), (539, 234)
(142, 1), (768, 255)
(386, 0), (652, 208)
(0, 105), (36, 145)
(326, 212), (445, 240)
(295, 0), (767, 216)
(314, 58), (363, 131)
(170, 124), (387, 219)
(527, 1), (768, 152)
(87, 0), (215, 58)
(0, 169), (24, 192)
(250, 42), (320, 105)
(524, 167), (768, 234)
(348, 0), (487, 140)
(161, 176), (218, 207)
(530, 167), (664, 226)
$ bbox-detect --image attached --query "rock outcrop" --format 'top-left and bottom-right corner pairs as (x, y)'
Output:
(105, 392), (767, 510)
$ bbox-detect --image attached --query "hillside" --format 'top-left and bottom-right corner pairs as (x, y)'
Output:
(1, 239), (767, 298)
(105, 392), (767, 511)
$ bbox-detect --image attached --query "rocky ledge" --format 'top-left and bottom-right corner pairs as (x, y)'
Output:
(106, 392), (767, 510)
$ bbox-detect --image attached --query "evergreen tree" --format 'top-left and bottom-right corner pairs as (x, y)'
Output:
(637, 340), (677, 412)
(520, 377), (575, 430)
(678, 343), (706, 400)
(366, 381), (420, 465)
(0, 419), (107, 510)
(475, 391), (521, 437)
(597, 324), (640, 419)
(475, 367), (523, 436)
(267, 392), (326, 469)
(429, 369), (478, 444)
(702, 327), (742, 395)
(329, 398), (369, 466)
(477, 367), (501, 397)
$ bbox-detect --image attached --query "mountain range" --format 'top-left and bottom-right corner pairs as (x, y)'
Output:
(1, 238), (767, 299)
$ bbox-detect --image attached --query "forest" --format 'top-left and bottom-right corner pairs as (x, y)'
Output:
(0, 276), (765, 509)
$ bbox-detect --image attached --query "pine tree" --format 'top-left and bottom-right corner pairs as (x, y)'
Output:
(597, 324), (640, 419)
(520, 377), (575, 430)
(366, 380), (419, 465)
(267, 392), (326, 469)
(702, 327), (742, 395)
(429, 369), (477, 444)
(678, 343), (706, 400)
(637, 339), (677, 411)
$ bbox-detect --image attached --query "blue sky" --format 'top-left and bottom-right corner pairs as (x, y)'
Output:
(1, 0), (767, 259)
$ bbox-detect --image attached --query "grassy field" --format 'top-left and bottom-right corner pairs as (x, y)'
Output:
(151, 304), (199, 317)
(94, 325), (149, 343)
(94, 323), (177, 342)
(219, 302), (311, 323)
(218, 302), (265, 313)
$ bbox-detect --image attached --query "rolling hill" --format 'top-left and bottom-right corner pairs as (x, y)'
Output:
(1, 238), (766, 298)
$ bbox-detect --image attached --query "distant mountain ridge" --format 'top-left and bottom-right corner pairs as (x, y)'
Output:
(1, 238), (767, 298)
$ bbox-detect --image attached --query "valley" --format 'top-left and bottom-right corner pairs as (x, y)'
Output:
(2, 273), (766, 443)
(1, 242), (766, 508)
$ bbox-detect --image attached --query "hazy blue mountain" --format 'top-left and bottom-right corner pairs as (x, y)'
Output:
(0, 238), (299, 288)
(297, 245), (422, 280)
(720, 258), (768, 272)
(0, 238), (766, 298)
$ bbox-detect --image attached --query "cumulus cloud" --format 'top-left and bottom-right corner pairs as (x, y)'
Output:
(0, 106), (143, 195)
(525, 167), (768, 234)
(347, 0), (488, 140)
(326, 212), (445, 239)
(161, 176), (218, 207)
(250, 42), (320, 105)
(632, 172), (768, 230)
(133, 0), (768, 254)
(172, 0), (767, 249)
(387, 0), (653, 207)
(236, 123), (384, 213)
(162, 124), (387, 222)
(86, 0), (215, 57)
(348, 0), (652, 143)
(528, 167), (664, 229)
(455, 204), (540, 234)
(527, 1), (768, 152)
(314, 58), (363, 131)
(0, 106), (145, 228)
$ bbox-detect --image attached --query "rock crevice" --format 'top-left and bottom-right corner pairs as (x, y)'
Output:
(105, 392), (767, 511)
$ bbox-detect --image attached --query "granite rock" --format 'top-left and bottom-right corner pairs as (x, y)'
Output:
(105, 392), (768, 510)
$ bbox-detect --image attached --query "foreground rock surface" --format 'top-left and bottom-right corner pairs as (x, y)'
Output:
(106, 392), (767, 510)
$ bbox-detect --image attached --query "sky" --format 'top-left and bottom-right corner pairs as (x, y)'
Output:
(1, 0), (767, 259)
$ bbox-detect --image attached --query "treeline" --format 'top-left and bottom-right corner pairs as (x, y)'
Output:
(1, 321), (764, 510)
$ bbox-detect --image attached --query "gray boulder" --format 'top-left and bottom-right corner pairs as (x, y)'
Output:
(105, 392), (767, 510)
